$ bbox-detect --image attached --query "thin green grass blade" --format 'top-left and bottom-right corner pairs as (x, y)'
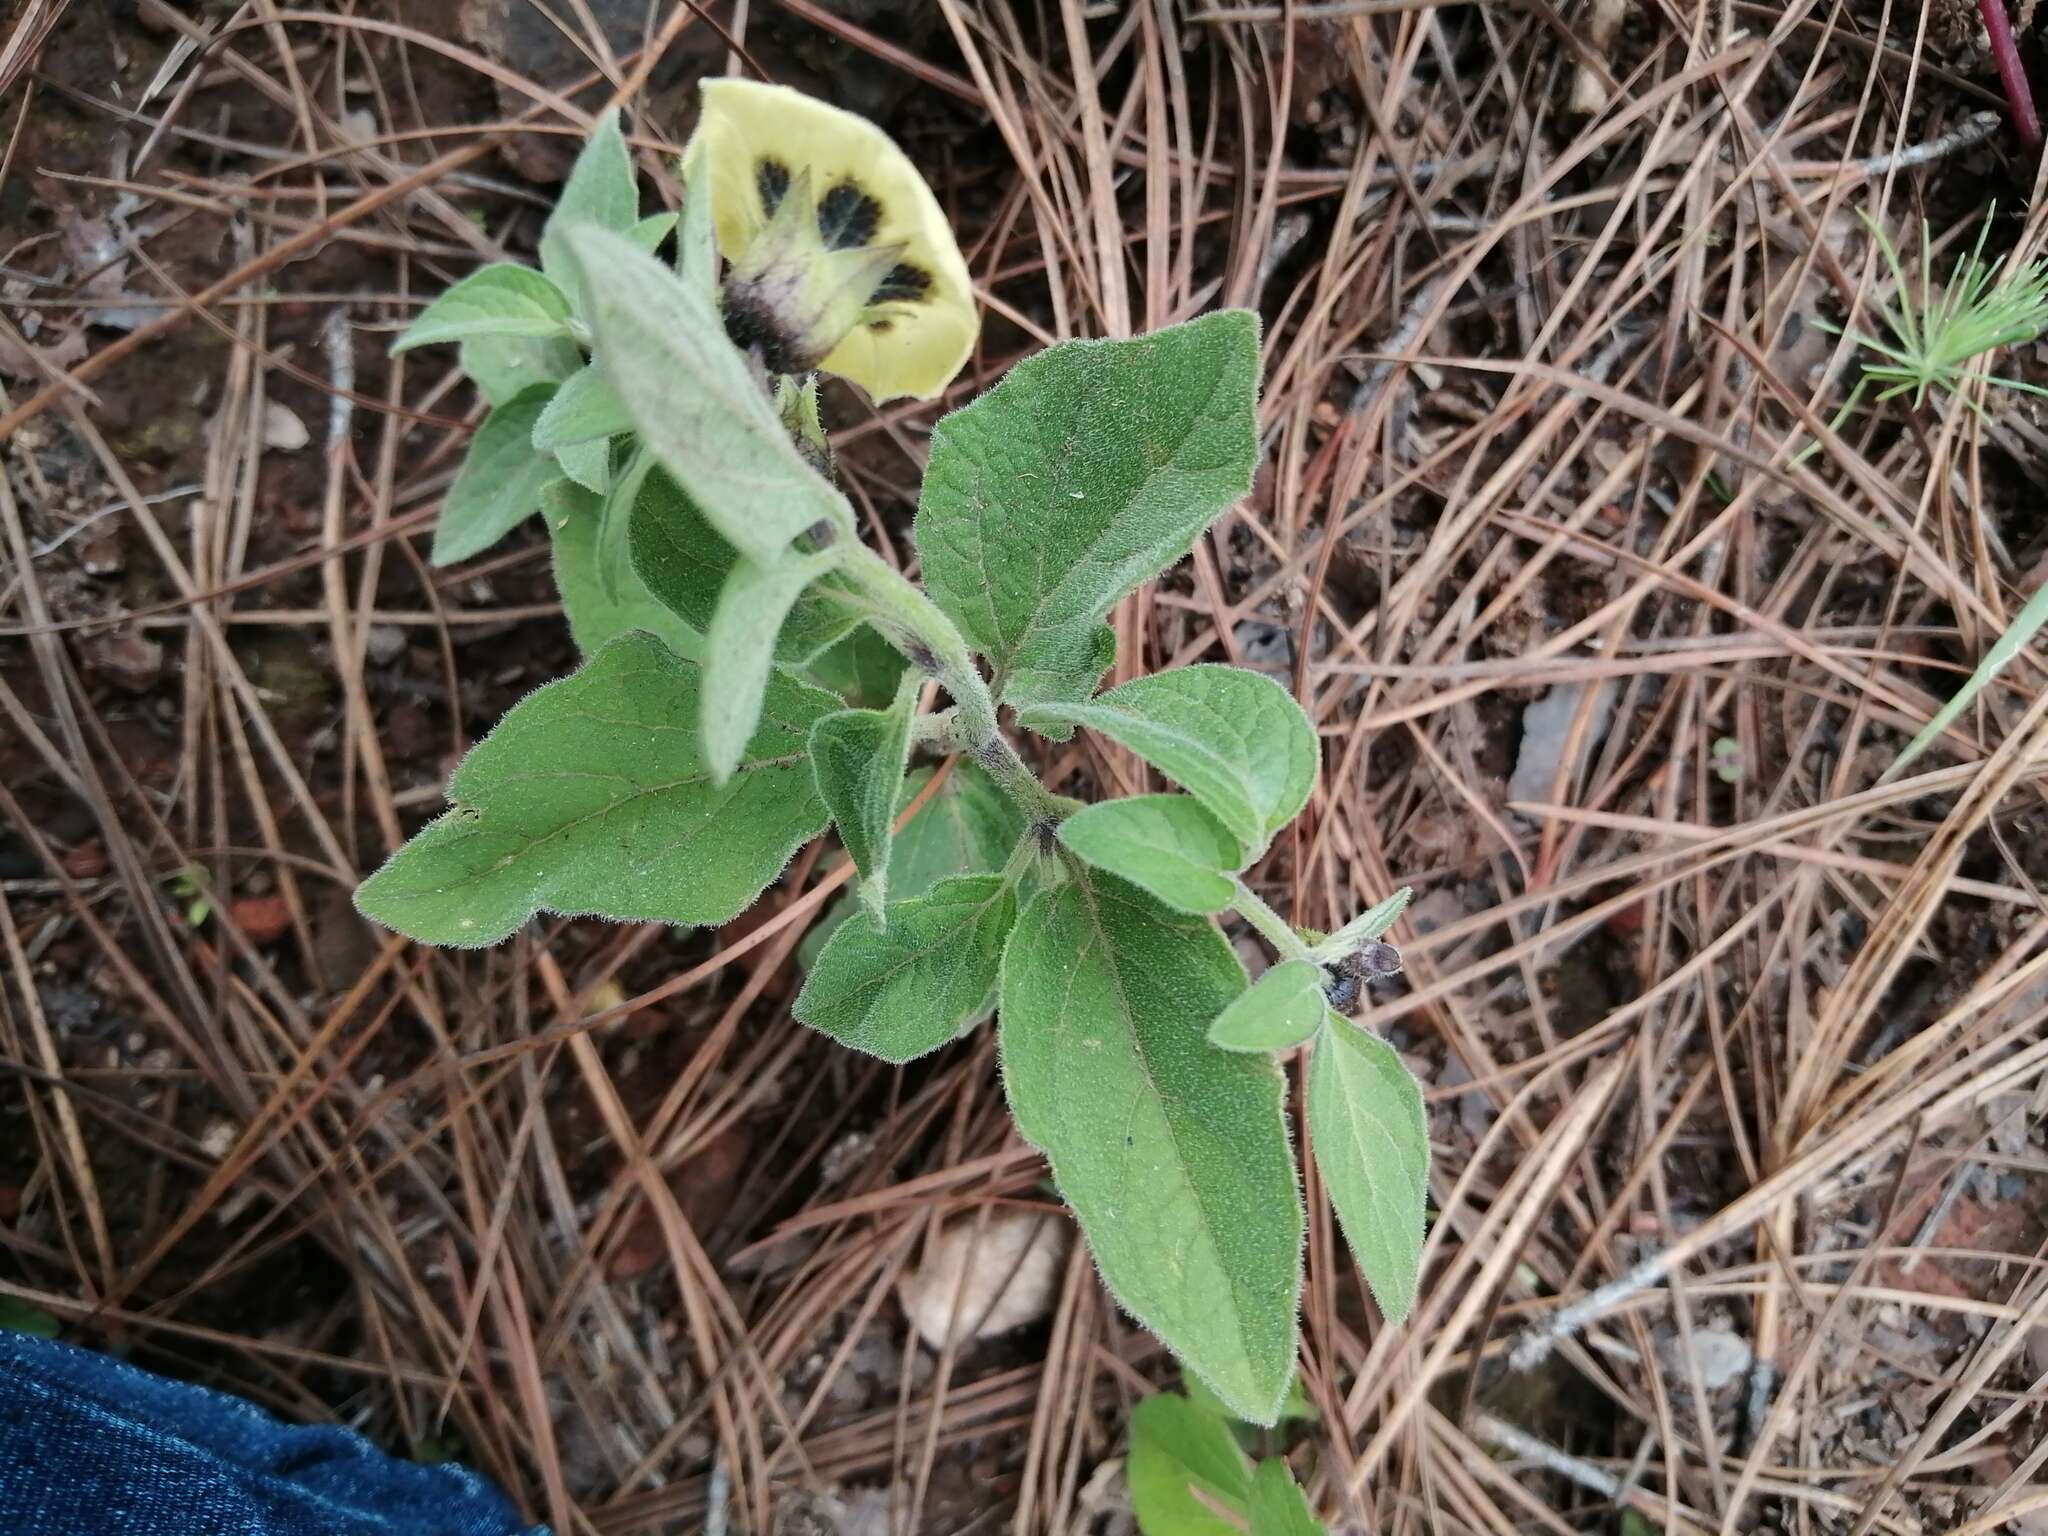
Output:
(1886, 578), (2048, 780)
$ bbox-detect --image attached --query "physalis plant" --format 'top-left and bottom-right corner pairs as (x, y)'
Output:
(358, 81), (1428, 1423)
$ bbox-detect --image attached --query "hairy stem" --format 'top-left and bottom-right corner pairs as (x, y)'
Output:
(1229, 877), (1317, 966)
(835, 542), (1068, 826)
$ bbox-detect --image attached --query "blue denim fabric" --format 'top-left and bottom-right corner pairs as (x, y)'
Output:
(0, 1331), (548, 1536)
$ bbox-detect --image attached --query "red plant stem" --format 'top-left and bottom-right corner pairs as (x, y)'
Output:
(1981, 0), (2044, 152)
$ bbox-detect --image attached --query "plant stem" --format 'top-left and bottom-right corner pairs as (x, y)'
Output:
(1981, 0), (2043, 153)
(834, 542), (1068, 827)
(1230, 877), (1317, 966)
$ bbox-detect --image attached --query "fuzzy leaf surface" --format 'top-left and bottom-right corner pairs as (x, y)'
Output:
(795, 874), (1017, 1061)
(539, 110), (640, 307)
(702, 551), (838, 783)
(433, 386), (559, 565)
(1207, 960), (1326, 1053)
(1000, 871), (1302, 1423)
(395, 265), (571, 352)
(544, 482), (700, 660)
(555, 438), (611, 494)
(532, 365), (632, 449)
(355, 632), (831, 946)
(628, 467), (862, 662)
(1307, 1015), (1429, 1324)
(1056, 794), (1240, 915)
(570, 227), (847, 563)
(1020, 665), (1316, 855)
(1127, 1393), (1252, 1536)
(460, 332), (583, 408)
(798, 762), (1025, 969)
(1247, 1460), (1325, 1536)
(809, 674), (917, 911)
(914, 311), (1260, 719)
(803, 625), (910, 708)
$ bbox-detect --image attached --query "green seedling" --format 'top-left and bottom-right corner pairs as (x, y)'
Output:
(356, 84), (1428, 1424)
(1128, 1383), (1326, 1535)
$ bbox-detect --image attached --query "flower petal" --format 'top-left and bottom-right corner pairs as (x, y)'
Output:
(684, 79), (979, 403)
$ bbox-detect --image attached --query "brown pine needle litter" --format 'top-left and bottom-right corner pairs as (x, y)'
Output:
(5, 2), (2048, 1533)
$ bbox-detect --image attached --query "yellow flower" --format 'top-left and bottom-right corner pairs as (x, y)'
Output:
(683, 79), (979, 404)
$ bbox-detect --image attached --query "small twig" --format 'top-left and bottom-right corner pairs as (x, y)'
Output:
(1854, 110), (2003, 176)
(1471, 1413), (1621, 1497)
(1506, 1246), (1674, 1372)
(1980, 0), (2043, 152)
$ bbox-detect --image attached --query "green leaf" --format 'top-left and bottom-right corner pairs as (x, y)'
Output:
(804, 624), (910, 708)
(569, 226), (848, 564)
(1183, 1370), (1313, 1425)
(1128, 1393), (1252, 1536)
(1308, 887), (1411, 964)
(395, 264), (572, 352)
(797, 762), (1025, 969)
(1057, 794), (1241, 915)
(540, 108), (641, 308)
(433, 386), (559, 566)
(702, 550), (839, 783)
(1247, 1460), (1325, 1536)
(546, 482), (700, 660)
(1020, 666), (1317, 856)
(795, 874), (1017, 1061)
(676, 152), (718, 298)
(1208, 961), (1326, 1053)
(460, 331), (583, 408)
(532, 364), (631, 449)
(554, 437), (612, 494)
(915, 311), (1261, 718)
(1306, 1015), (1429, 1324)
(629, 465), (863, 662)
(809, 673), (917, 912)
(355, 632), (833, 946)
(0, 1296), (61, 1339)
(1000, 871), (1302, 1423)
(627, 211), (678, 254)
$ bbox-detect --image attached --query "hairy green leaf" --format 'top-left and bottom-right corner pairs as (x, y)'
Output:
(1184, 1370), (1314, 1425)
(433, 386), (559, 566)
(1127, 1393), (1252, 1536)
(395, 264), (572, 353)
(798, 762), (1025, 969)
(555, 437), (612, 494)
(628, 211), (678, 254)
(533, 364), (631, 450)
(702, 550), (839, 783)
(1308, 887), (1412, 964)
(915, 311), (1261, 719)
(676, 152), (717, 298)
(1056, 794), (1240, 915)
(628, 467), (864, 662)
(810, 674), (918, 913)
(540, 109), (640, 308)
(795, 874), (1017, 1061)
(1020, 666), (1316, 856)
(1247, 1460), (1325, 1536)
(1307, 1015), (1429, 1324)
(1001, 872), (1302, 1422)
(1208, 960), (1326, 1053)
(460, 331), (583, 408)
(569, 226), (848, 563)
(545, 482), (700, 661)
(804, 624), (910, 708)
(355, 632), (832, 946)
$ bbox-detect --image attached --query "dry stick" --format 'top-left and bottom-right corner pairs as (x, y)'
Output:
(0, 896), (117, 1295)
